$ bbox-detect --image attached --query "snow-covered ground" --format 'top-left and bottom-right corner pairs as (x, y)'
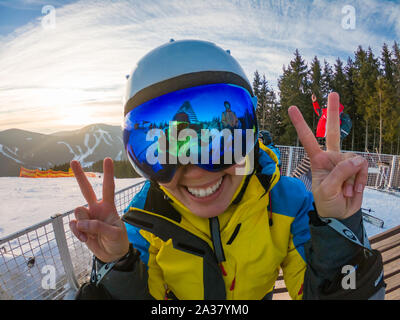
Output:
(0, 176), (144, 239)
(0, 177), (398, 239)
(362, 187), (400, 237)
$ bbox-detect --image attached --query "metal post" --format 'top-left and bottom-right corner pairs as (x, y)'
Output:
(388, 156), (398, 189)
(286, 147), (293, 176)
(51, 213), (79, 291)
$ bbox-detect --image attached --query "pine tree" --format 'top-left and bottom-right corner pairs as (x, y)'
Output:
(343, 57), (358, 150)
(309, 56), (323, 131)
(253, 70), (262, 98)
(353, 46), (380, 151)
(381, 43), (394, 85)
(321, 60), (334, 105)
(278, 49), (310, 146)
(253, 71), (270, 131)
(393, 42), (400, 97)
(332, 58), (347, 96)
(367, 77), (395, 154)
(310, 56), (323, 100)
(390, 41), (400, 154)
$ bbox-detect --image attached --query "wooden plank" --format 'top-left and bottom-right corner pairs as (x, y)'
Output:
(382, 254), (400, 277)
(371, 233), (400, 253)
(380, 242), (400, 261)
(272, 291), (290, 300)
(385, 285), (400, 300)
(369, 225), (400, 245)
(384, 272), (400, 298)
(273, 270), (289, 298)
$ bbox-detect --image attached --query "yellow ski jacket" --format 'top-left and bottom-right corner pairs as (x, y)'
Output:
(122, 144), (312, 299)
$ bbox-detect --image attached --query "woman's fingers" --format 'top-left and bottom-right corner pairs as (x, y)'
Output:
(75, 219), (123, 241)
(352, 156), (368, 194)
(70, 160), (97, 206)
(69, 206), (91, 242)
(319, 155), (367, 197)
(69, 220), (87, 242)
(288, 106), (322, 159)
(74, 206), (90, 220)
(326, 92), (341, 153)
(102, 158), (115, 204)
(342, 153), (356, 198)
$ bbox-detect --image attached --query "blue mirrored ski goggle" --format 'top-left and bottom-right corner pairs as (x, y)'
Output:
(123, 83), (258, 183)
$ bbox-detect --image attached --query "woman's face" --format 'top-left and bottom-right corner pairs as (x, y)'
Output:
(159, 164), (245, 218)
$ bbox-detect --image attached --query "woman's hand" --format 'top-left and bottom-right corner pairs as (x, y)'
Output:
(289, 92), (368, 220)
(69, 158), (129, 262)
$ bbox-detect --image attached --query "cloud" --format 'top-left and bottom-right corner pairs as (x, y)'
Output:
(0, 0), (398, 133)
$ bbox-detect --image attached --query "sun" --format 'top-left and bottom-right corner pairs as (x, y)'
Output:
(57, 105), (95, 129)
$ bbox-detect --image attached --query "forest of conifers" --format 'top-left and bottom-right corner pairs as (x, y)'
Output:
(254, 42), (400, 155)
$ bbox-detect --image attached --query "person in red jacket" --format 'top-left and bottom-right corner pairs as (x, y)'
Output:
(312, 93), (344, 145)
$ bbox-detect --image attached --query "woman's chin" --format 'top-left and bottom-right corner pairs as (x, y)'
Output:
(188, 202), (229, 218)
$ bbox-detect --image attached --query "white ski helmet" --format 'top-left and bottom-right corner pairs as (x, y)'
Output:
(123, 39), (254, 116)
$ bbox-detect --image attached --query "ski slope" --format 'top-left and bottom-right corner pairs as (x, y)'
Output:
(0, 178), (399, 240)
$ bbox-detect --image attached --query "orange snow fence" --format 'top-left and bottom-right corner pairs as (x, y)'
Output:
(19, 167), (97, 178)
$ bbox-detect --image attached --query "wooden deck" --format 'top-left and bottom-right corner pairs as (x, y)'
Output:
(272, 225), (400, 300)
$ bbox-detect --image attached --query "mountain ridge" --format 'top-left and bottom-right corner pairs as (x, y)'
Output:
(0, 123), (126, 176)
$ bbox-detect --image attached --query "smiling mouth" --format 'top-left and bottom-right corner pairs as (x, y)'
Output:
(186, 176), (224, 198)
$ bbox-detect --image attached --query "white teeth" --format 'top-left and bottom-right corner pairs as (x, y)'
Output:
(187, 177), (223, 198)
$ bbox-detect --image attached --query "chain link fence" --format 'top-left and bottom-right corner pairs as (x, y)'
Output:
(1, 147), (399, 300)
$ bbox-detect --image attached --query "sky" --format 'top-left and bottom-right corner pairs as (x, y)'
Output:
(0, 0), (399, 134)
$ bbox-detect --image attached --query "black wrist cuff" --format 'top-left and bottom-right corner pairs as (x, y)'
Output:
(95, 243), (138, 272)
(113, 243), (139, 271)
(308, 203), (328, 227)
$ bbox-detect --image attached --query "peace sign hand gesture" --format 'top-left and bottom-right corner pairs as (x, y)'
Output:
(69, 158), (129, 262)
(289, 93), (368, 220)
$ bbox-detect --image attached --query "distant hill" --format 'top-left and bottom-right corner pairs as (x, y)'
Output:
(0, 124), (127, 176)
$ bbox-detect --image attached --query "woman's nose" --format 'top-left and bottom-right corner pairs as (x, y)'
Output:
(181, 165), (209, 180)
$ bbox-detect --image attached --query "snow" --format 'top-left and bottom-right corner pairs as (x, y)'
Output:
(115, 150), (123, 161)
(57, 141), (75, 155)
(0, 176), (144, 239)
(55, 128), (117, 168)
(362, 187), (400, 237)
(0, 144), (23, 164)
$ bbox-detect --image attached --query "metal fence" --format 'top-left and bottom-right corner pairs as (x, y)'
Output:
(277, 146), (400, 190)
(1, 146), (399, 300)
